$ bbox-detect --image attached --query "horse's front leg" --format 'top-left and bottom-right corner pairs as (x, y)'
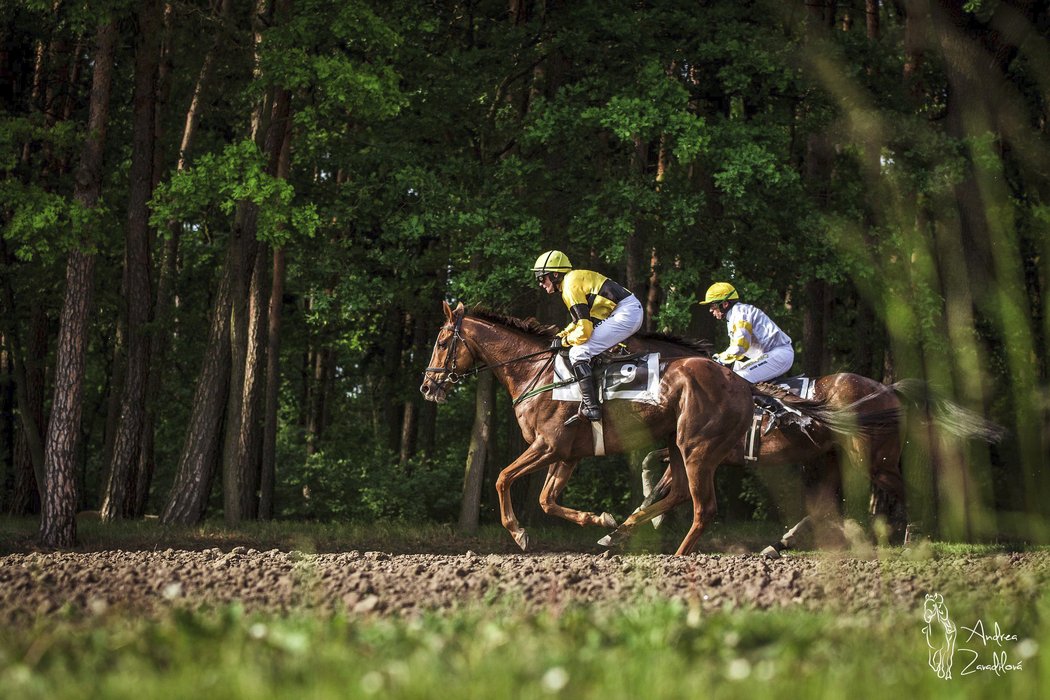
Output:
(538, 460), (617, 528)
(495, 443), (557, 551)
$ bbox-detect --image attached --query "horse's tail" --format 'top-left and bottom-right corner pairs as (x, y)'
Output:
(753, 384), (901, 438)
(886, 379), (1006, 443)
(808, 403), (903, 438)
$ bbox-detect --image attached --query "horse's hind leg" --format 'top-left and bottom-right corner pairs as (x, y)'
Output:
(640, 449), (672, 528)
(761, 515), (815, 559)
(805, 451), (848, 548)
(539, 460), (618, 528)
(598, 449), (687, 547)
(868, 433), (906, 543)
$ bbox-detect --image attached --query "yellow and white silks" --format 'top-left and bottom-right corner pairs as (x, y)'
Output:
(716, 303), (794, 383)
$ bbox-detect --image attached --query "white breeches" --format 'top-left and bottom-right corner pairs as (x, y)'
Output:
(733, 344), (794, 383)
(568, 295), (644, 365)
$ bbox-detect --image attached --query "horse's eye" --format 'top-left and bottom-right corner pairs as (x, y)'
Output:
(437, 341), (447, 349)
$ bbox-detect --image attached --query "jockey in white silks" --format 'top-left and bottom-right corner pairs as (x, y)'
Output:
(703, 281), (798, 430)
(703, 281), (794, 383)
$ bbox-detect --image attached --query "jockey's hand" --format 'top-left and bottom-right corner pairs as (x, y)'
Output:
(550, 337), (565, 350)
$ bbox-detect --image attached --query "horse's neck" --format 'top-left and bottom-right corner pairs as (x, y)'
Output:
(464, 319), (549, 393)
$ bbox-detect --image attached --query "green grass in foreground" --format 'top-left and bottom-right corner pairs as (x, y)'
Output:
(1, 596), (1046, 700)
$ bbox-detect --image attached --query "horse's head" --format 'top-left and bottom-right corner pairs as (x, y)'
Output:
(420, 301), (476, 404)
(923, 593), (946, 624)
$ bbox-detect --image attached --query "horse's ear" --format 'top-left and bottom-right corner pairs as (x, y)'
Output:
(453, 302), (465, 317)
(442, 300), (452, 320)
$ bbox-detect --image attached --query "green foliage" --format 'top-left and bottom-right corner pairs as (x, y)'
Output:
(0, 180), (111, 260)
(149, 140), (317, 245)
(276, 448), (461, 523)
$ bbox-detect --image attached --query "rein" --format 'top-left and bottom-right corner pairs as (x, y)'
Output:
(423, 314), (556, 386)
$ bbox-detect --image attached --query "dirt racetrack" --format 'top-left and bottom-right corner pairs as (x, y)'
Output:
(2, 547), (1047, 622)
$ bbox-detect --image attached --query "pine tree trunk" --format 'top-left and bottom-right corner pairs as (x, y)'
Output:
(259, 246), (285, 520)
(101, 0), (162, 521)
(39, 19), (117, 548)
(1, 348), (13, 512)
(222, 0), (284, 523)
(306, 346), (335, 455)
(10, 307), (48, 515)
(132, 0), (230, 518)
(903, 1), (928, 100)
(382, 307), (405, 454)
(0, 259), (47, 507)
(399, 401), (418, 468)
(41, 252), (95, 546)
(228, 241), (269, 521)
(418, 399), (437, 458)
(259, 115), (291, 520)
(161, 266), (232, 525)
(399, 311), (431, 467)
(800, 0), (834, 377)
(802, 281), (828, 377)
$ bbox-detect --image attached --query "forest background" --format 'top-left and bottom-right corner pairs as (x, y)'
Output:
(1, 0), (1047, 548)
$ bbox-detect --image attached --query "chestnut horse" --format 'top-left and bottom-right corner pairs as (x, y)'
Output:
(420, 302), (883, 555)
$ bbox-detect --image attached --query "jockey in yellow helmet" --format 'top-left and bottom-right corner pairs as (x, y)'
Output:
(702, 281), (794, 382)
(533, 250), (643, 422)
(703, 281), (797, 430)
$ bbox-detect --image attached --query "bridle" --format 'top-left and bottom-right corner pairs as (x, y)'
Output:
(422, 313), (475, 386)
(421, 313), (557, 391)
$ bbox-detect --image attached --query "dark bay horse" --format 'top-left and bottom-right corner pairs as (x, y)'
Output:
(607, 376), (1004, 554)
(419, 302), (881, 555)
(600, 373), (906, 552)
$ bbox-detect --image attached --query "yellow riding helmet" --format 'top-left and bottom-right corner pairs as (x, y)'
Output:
(701, 282), (740, 305)
(532, 250), (573, 279)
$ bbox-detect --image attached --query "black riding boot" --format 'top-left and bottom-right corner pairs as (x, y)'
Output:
(571, 361), (602, 423)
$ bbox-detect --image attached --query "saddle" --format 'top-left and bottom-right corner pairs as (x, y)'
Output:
(761, 375), (816, 401)
(552, 342), (635, 366)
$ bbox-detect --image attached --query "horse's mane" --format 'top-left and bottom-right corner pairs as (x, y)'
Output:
(468, 307), (559, 337)
(637, 331), (713, 356)
(467, 306), (713, 355)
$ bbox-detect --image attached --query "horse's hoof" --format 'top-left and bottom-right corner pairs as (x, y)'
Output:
(598, 512), (618, 528)
(512, 530), (530, 551)
(760, 545), (781, 560)
(597, 528), (629, 548)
